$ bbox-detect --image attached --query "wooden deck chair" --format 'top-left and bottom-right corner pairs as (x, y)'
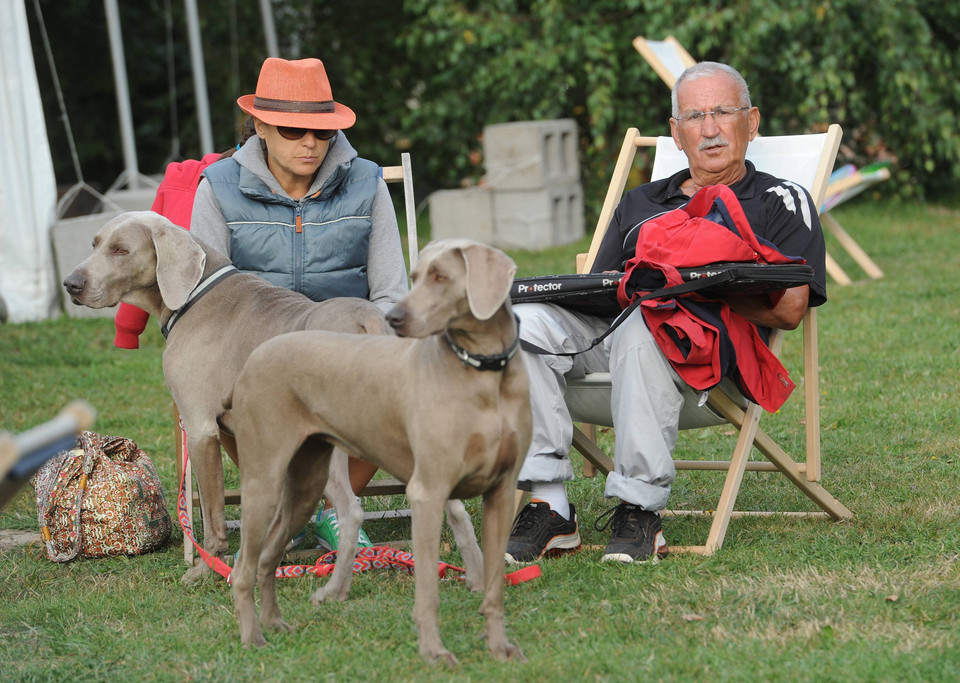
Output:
(180, 153), (419, 565)
(632, 35), (695, 88)
(633, 34), (886, 286)
(818, 163), (888, 282)
(564, 126), (853, 555)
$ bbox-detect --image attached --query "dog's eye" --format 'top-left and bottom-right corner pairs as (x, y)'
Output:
(432, 272), (447, 283)
(113, 246), (128, 256)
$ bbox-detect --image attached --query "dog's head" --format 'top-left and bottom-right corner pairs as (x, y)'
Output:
(62, 211), (206, 314)
(386, 239), (516, 338)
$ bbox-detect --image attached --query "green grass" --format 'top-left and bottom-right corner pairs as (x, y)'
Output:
(2, 198), (959, 681)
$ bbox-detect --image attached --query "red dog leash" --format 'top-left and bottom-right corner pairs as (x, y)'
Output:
(176, 422), (539, 585)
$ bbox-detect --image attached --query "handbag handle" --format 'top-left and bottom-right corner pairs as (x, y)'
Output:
(39, 446), (95, 562)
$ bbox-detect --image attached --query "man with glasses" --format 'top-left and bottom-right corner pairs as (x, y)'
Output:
(506, 62), (827, 564)
(191, 57), (408, 553)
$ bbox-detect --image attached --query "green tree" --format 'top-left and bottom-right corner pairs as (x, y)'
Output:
(28, 0), (960, 213)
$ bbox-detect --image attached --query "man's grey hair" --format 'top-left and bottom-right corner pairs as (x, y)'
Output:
(671, 62), (752, 118)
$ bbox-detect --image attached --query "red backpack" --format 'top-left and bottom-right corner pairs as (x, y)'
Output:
(616, 184), (806, 412)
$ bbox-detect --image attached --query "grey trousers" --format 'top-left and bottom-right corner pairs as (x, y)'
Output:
(515, 302), (696, 511)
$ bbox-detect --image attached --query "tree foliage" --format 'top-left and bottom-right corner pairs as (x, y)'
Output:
(27, 0), (960, 213)
(393, 0), (960, 207)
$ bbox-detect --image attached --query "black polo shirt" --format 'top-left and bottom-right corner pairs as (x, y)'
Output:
(590, 161), (827, 307)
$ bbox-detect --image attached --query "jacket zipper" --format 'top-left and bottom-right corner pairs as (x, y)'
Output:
(294, 204), (304, 293)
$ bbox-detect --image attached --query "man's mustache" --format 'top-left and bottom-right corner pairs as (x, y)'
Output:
(698, 136), (730, 151)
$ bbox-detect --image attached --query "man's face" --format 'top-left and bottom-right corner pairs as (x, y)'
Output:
(670, 73), (760, 182)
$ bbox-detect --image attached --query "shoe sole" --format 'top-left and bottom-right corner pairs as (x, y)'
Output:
(600, 532), (669, 564)
(317, 538), (374, 553)
(285, 532), (308, 552)
(505, 531), (582, 565)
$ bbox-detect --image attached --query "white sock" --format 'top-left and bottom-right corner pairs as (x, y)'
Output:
(530, 482), (570, 520)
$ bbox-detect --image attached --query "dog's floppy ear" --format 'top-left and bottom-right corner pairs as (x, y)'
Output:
(151, 215), (206, 311)
(459, 242), (517, 321)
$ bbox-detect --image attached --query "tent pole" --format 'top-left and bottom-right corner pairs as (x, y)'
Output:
(103, 0), (140, 190)
(184, 0), (214, 155)
(259, 0), (279, 57)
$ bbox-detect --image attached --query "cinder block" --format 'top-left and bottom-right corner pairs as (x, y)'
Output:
(483, 119), (579, 190)
(51, 211), (123, 318)
(428, 187), (495, 243)
(492, 185), (585, 251)
(104, 187), (158, 212)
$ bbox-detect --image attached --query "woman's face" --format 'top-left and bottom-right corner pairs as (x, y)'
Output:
(254, 119), (332, 198)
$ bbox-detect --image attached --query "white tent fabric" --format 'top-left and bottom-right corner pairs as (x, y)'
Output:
(0, 0), (59, 323)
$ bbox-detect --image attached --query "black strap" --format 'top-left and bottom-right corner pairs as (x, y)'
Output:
(443, 315), (522, 371)
(161, 267), (240, 338)
(520, 270), (737, 357)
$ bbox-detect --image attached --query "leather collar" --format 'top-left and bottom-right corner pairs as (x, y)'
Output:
(442, 315), (521, 371)
(161, 266), (239, 338)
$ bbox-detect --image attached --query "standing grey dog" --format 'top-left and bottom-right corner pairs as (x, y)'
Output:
(226, 239), (531, 664)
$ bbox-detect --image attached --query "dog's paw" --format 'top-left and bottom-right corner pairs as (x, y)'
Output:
(421, 644), (459, 666)
(180, 563), (208, 586)
(240, 629), (268, 648)
(263, 617), (294, 634)
(490, 641), (526, 663)
(310, 584), (349, 605)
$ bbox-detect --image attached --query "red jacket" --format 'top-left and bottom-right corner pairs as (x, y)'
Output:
(113, 153), (222, 349)
(617, 185), (804, 412)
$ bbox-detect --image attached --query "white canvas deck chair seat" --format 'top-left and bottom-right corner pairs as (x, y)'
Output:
(634, 34), (885, 286)
(564, 126), (853, 555)
(180, 153), (419, 566)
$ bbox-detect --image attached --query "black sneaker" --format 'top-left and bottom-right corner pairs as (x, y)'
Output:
(596, 503), (668, 564)
(504, 500), (581, 564)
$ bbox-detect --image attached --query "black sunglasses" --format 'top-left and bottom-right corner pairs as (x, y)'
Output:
(275, 126), (337, 141)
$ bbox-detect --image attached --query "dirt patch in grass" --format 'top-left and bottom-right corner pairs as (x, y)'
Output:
(0, 529), (38, 551)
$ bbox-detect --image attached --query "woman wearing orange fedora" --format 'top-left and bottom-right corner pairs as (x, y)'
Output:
(191, 57), (408, 551)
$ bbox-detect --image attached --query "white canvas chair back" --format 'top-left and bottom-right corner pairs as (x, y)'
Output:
(649, 134), (834, 204)
(632, 35), (695, 88)
(181, 153), (420, 566)
(564, 125), (851, 555)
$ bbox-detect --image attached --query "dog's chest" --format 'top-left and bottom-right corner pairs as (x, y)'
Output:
(448, 424), (521, 498)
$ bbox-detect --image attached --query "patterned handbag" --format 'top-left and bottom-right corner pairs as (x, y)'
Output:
(33, 431), (172, 562)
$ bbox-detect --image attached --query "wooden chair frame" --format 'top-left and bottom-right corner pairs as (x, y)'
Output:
(565, 126), (853, 555)
(180, 153), (418, 566)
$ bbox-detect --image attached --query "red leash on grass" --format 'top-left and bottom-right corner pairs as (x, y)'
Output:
(175, 422), (540, 586)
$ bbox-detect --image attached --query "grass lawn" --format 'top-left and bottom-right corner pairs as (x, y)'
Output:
(1, 198), (958, 681)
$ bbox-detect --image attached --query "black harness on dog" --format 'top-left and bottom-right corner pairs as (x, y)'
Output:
(161, 266), (239, 339)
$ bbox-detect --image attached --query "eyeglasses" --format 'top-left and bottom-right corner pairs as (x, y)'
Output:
(673, 106), (751, 125)
(275, 126), (337, 141)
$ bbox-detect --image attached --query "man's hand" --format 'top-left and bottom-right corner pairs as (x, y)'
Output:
(724, 285), (809, 330)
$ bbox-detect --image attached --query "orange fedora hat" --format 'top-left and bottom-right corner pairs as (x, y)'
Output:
(237, 57), (356, 129)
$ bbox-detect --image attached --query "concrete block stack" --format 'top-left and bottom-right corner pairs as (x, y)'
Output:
(429, 119), (584, 250)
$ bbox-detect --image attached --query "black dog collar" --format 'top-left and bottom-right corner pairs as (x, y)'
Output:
(442, 315), (521, 371)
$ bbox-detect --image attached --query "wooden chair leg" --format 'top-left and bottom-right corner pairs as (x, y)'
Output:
(572, 425), (614, 476)
(580, 424), (599, 478)
(824, 251), (853, 286)
(822, 212), (884, 280)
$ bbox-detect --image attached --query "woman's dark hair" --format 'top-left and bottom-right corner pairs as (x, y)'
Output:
(217, 116), (258, 160)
